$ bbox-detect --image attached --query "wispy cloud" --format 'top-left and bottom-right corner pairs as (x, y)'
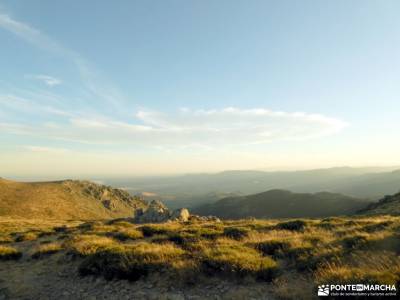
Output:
(1, 107), (348, 148)
(27, 74), (62, 86)
(0, 12), (127, 111)
(24, 145), (69, 154)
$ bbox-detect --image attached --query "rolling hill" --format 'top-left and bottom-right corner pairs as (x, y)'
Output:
(102, 167), (400, 209)
(0, 178), (147, 220)
(193, 189), (370, 219)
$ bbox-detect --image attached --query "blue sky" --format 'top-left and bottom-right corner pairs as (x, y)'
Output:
(1, 1), (400, 178)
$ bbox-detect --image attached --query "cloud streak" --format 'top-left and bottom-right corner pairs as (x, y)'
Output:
(28, 74), (62, 86)
(0, 12), (126, 111)
(1, 108), (348, 148)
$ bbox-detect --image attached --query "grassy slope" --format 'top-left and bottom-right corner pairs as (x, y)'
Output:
(0, 178), (147, 220)
(1, 215), (399, 299)
(359, 192), (400, 215)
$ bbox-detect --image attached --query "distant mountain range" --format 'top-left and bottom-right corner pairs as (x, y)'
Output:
(101, 166), (400, 209)
(192, 189), (369, 219)
(0, 178), (147, 220)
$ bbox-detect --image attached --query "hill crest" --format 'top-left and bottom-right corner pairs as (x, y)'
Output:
(0, 178), (147, 220)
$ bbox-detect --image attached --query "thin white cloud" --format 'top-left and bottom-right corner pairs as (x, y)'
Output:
(0, 12), (126, 110)
(0, 94), (73, 117)
(1, 108), (348, 147)
(24, 146), (69, 154)
(28, 74), (62, 86)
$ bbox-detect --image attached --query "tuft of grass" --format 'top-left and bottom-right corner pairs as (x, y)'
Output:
(223, 227), (250, 240)
(168, 232), (200, 248)
(79, 242), (185, 280)
(340, 234), (369, 250)
(32, 243), (62, 259)
(186, 227), (222, 240)
(0, 245), (22, 260)
(139, 225), (173, 237)
(111, 229), (143, 241)
(315, 253), (400, 285)
(15, 231), (38, 242)
(0, 234), (13, 243)
(255, 240), (291, 257)
(276, 220), (307, 231)
(201, 241), (278, 281)
(65, 234), (116, 256)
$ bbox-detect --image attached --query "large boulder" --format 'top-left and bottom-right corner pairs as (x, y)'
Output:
(170, 208), (190, 222)
(134, 200), (171, 223)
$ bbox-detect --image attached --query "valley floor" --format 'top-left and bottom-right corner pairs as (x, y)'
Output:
(0, 216), (399, 299)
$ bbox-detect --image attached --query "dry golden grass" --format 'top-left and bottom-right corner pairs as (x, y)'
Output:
(1, 215), (400, 298)
(32, 242), (63, 259)
(64, 234), (116, 256)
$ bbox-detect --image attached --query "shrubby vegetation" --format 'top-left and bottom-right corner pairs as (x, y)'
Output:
(1, 215), (400, 298)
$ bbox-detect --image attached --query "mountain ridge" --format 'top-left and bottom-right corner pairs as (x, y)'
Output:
(0, 178), (147, 220)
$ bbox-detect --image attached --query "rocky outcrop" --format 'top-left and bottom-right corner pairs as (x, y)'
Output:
(133, 200), (219, 223)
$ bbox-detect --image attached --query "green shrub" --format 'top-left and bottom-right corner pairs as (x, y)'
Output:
(276, 220), (307, 231)
(341, 235), (368, 249)
(54, 225), (69, 233)
(168, 232), (200, 247)
(201, 243), (278, 281)
(79, 242), (185, 280)
(139, 225), (170, 237)
(363, 221), (393, 233)
(65, 234), (116, 256)
(223, 227), (250, 240)
(15, 232), (38, 242)
(111, 229), (143, 241)
(32, 243), (62, 259)
(192, 228), (222, 239)
(256, 240), (291, 257)
(0, 245), (22, 260)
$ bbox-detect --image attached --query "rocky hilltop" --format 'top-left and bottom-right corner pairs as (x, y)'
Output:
(0, 178), (147, 220)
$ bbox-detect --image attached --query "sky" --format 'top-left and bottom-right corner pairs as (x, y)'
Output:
(0, 0), (400, 178)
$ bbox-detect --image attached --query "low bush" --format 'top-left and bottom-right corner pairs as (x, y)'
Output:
(79, 242), (185, 280)
(223, 227), (250, 240)
(15, 232), (38, 242)
(65, 234), (116, 256)
(255, 240), (291, 257)
(201, 243), (278, 281)
(168, 232), (200, 247)
(276, 220), (307, 231)
(111, 229), (143, 241)
(0, 245), (22, 260)
(187, 227), (222, 240)
(341, 235), (368, 250)
(0, 235), (13, 244)
(139, 225), (171, 237)
(32, 243), (62, 259)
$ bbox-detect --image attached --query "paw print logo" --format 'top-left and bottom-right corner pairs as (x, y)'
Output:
(318, 285), (330, 296)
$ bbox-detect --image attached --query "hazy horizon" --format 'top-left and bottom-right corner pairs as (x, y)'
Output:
(1, 1), (400, 177)
(3, 165), (400, 183)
